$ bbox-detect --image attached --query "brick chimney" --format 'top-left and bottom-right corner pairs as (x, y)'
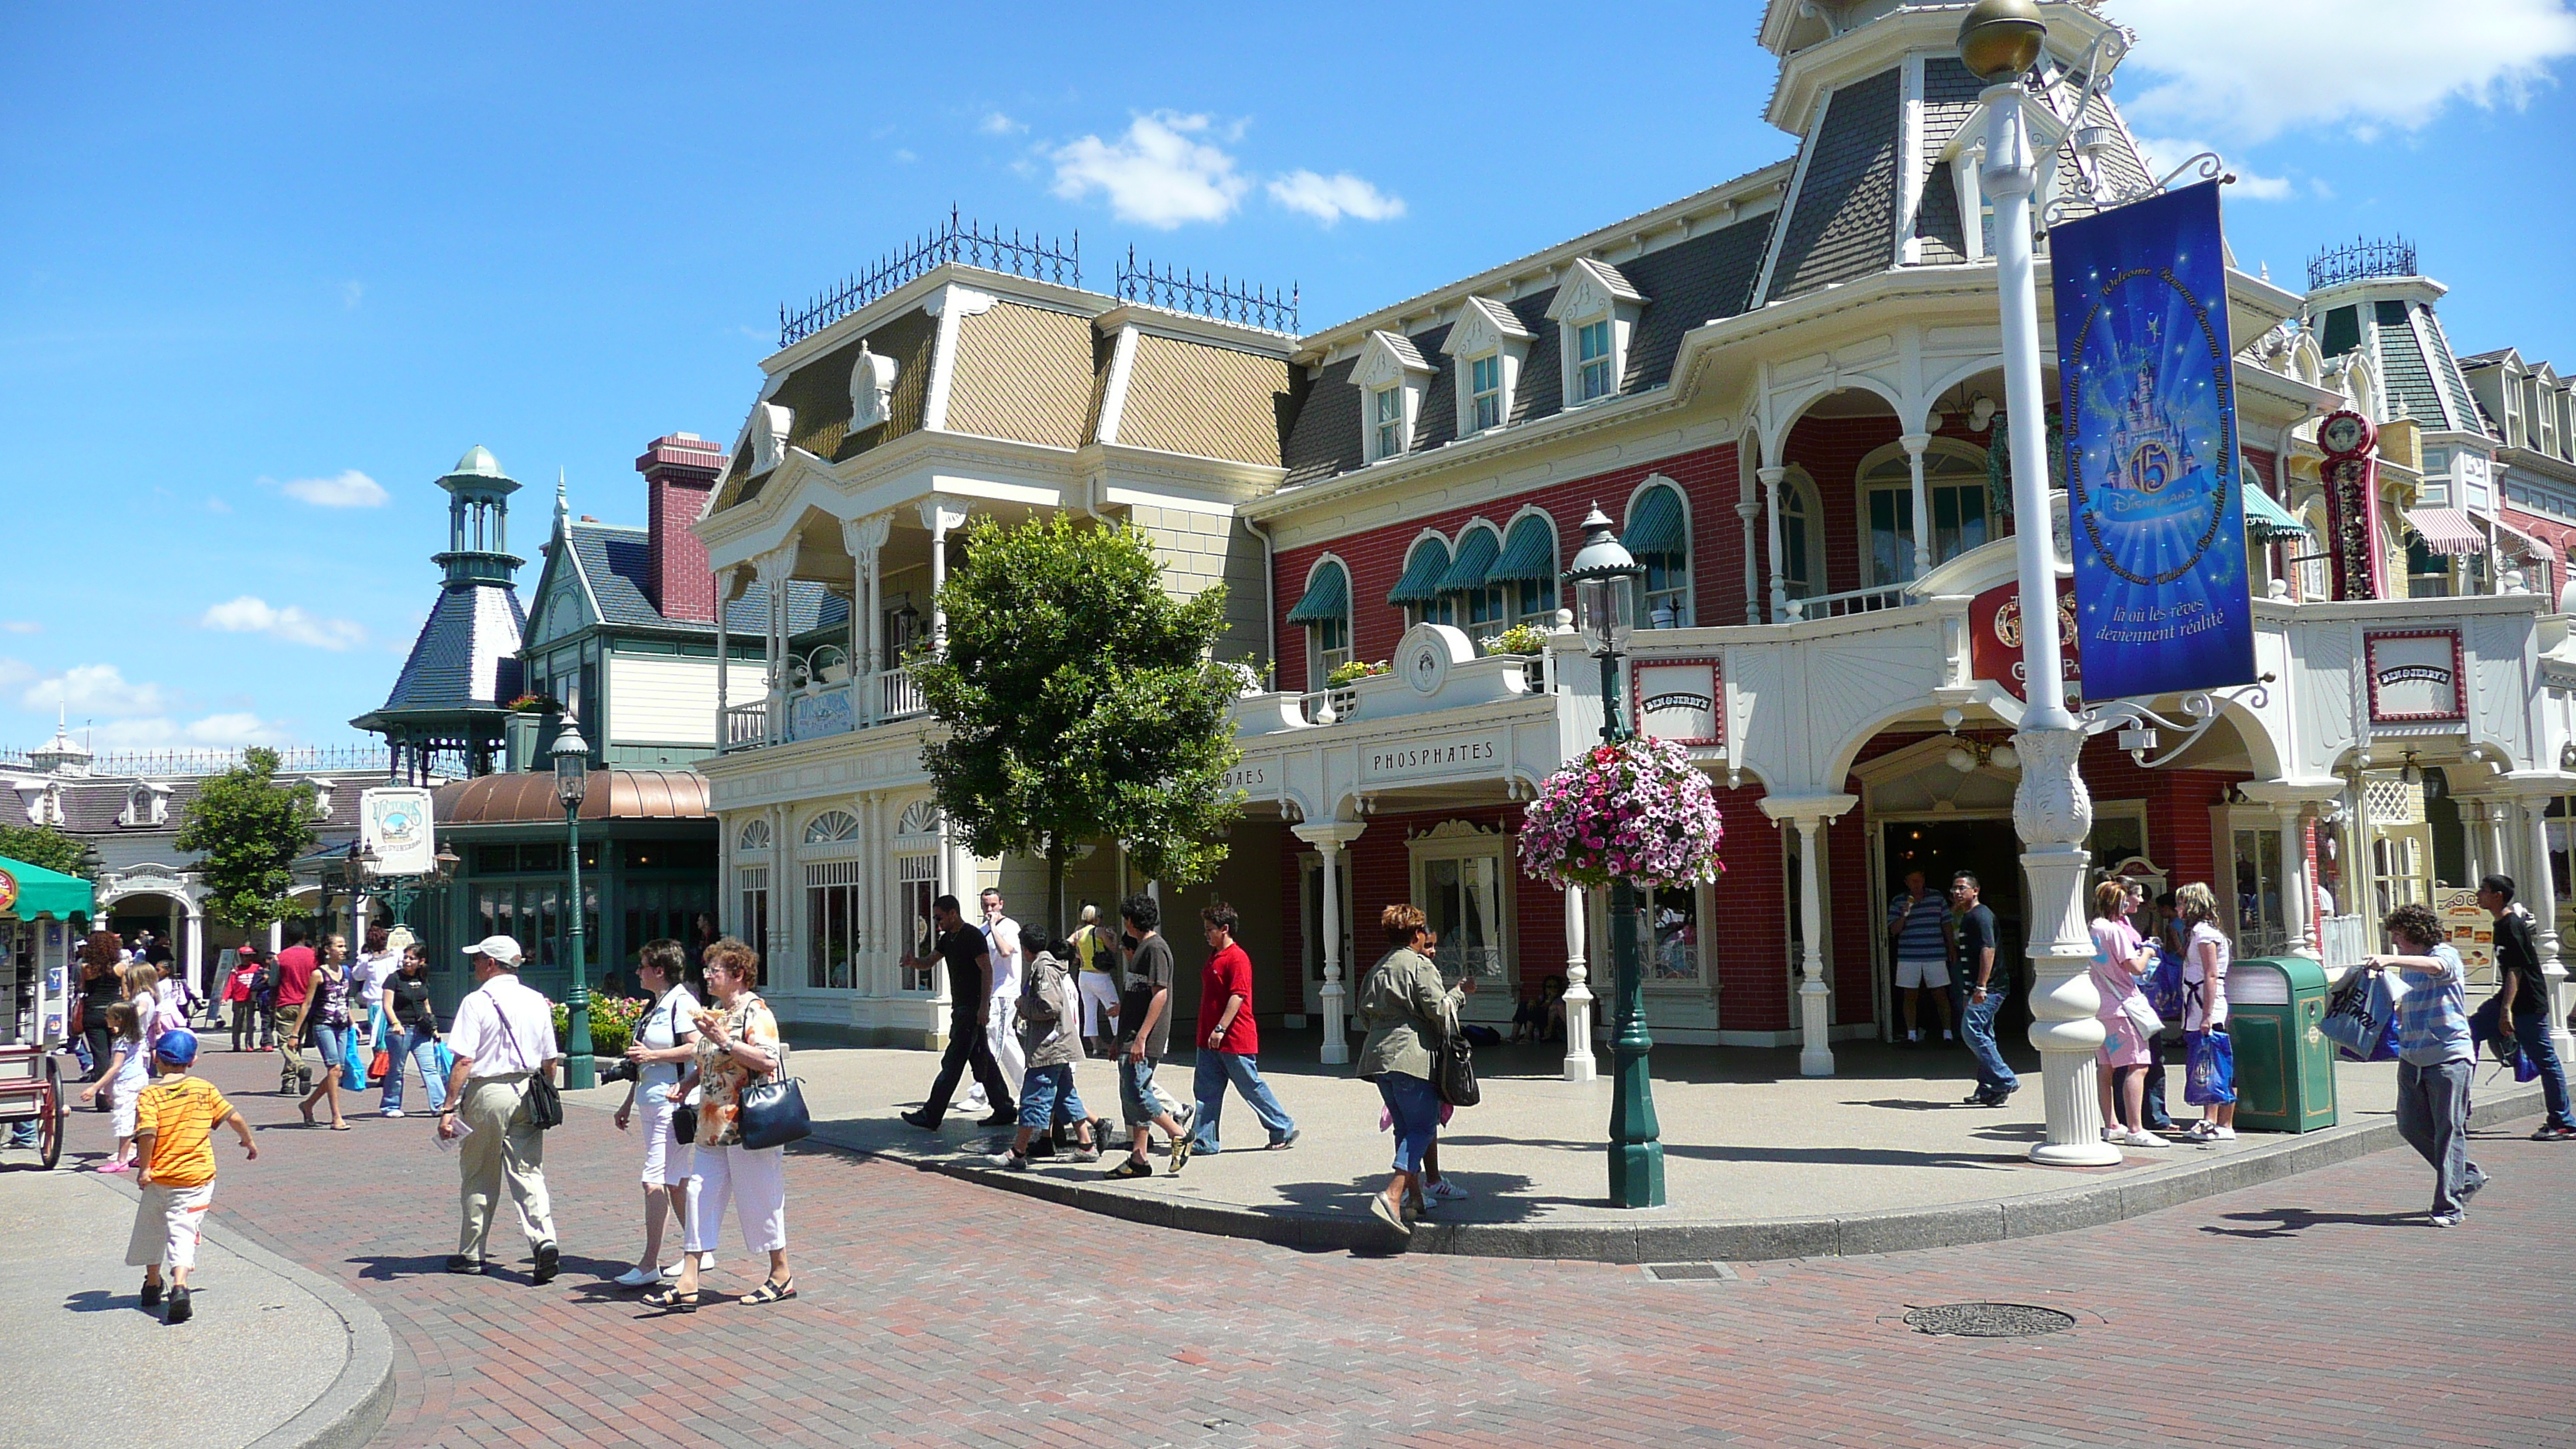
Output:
(637, 432), (726, 622)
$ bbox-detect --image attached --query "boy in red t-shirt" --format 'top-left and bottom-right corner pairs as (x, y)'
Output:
(1185, 901), (1299, 1155)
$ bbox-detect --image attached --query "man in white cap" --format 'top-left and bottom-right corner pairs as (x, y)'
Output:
(437, 936), (564, 1281)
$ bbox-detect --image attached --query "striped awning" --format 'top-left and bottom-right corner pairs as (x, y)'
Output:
(1387, 537), (1453, 606)
(2241, 483), (2309, 543)
(1487, 515), (1560, 584)
(2403, 507), (2489, 557)
(1622, 485), (1687, 557)
(2485, 514), (2550, 561)
(1436, 527), (1501, 593)
(1285, 560), (1349, 625)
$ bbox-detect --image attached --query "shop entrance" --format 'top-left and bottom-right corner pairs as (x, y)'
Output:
(1875, 817), (2028, 1044)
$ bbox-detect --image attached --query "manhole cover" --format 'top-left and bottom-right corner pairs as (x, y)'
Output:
(1901, 1302), (2077, 1338)
(1643, 1262), (1738, 1281)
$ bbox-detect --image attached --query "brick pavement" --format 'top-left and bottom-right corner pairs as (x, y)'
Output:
(66, 1047), (2571, 1449)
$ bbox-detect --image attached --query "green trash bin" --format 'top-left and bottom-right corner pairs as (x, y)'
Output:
(2228, 956), (2338, 1133)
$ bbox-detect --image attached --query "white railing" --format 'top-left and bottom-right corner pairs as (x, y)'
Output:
(874, 666), (925, 720)
(1781, 582), (1912, 622)
(2318, 913), (2372, 978)
(1297, 687), (1360, 725)
(722, 703), (768, 752)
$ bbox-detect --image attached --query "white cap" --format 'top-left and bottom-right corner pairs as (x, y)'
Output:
(464, 934), (526, 967)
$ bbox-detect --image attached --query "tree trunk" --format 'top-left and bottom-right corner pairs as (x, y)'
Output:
(1046, 839), (1067, 949)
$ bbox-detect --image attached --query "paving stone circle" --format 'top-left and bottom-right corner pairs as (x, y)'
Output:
(1900, 1301), (2078, 1338)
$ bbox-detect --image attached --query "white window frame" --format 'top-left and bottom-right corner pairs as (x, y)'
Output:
(735, 863), (769, 972)
(1470, 354), (1503, 430)
(1352, 329), (1434, 464)
(1544, 258), (1646, 409)
(803, 859), (862, 992)
(1624, 478), (1693, 628)
(1441, 295), (1533, 437)
(1778, 467), (1826, 603)
(1451, 521), (1509, 635)
(1406, 820), (1516, 988)
(803, 808), (860, 844)
(1856, 438), (1994, 584)
(1298, 556), (1355, 686)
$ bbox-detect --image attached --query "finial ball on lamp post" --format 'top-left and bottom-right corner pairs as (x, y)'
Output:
(1957, 0), (2047, 82)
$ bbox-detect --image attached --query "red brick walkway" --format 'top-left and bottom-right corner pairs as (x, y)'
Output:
(74, 1048), (2570, 1448)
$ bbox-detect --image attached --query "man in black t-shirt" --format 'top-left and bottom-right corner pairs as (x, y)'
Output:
(2480, 875), (2574, 1140)
(899, 894), (1017, 1130)
(1951, 872), (2018, 1106)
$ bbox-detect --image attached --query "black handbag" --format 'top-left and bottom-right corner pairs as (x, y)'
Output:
(737, 1040), (811, 1150)
(1434, 1032), (1480, 1108)
(494, 997), (562, 1129)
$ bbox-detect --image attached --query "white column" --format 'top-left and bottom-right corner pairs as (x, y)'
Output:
(920, 498), (968, 653)
(2478, 802), (2509, 891)
(2276, 805), (2314, 957)
(1562, 884), (1597, 1081)
(2463, 800), (2487, 885)
(841, 515), (889, 723)
(183, 908), (204, 1009)
(1793, 814), (1834, 1076)
(1759, 465), (1788, 624)
(714, 567), (733, 748)
(269, 920), (283, 954)
(2522, 796), (2574, 1058)
(1735, 498), (1762, 625)
(1317, 839), (1349, 1064)
(1900, 432), (1934, 579)
(752, 543), (799, 745)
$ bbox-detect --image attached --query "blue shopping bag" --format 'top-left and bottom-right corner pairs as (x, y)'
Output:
(338, 1027), (366, 1091)
(2142, 942), (2184, 1025)
(2320, 968), (2399, 1061)
(2184, 1027), (2236, 1105)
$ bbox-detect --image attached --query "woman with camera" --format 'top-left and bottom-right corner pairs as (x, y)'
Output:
(611, 940), (707, 1288)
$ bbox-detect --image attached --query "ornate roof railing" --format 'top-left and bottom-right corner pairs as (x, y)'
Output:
(2307, 236), (2419, 291)
(779, 206), (1081, 347)
(1116, 246), (1298, 333)
(0, 745), (391, 778)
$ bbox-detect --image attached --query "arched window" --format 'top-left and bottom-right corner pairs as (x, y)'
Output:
(1858, 440), (1992, 584)
(803, 809), (860, 844)
(1622, 482), (1690, 627)
(1492, 512), (1560, 630)
(738, 818), (772, 851)
(1287, 558), (1354, 682)
(1389, 535), (1454, 629)
(1440, 523), (1507, 633)
(1776, 471), (1824, 607)
(2295, 501), (2331, 602)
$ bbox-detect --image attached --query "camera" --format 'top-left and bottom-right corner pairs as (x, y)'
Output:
(595, 1057), (639, 1085)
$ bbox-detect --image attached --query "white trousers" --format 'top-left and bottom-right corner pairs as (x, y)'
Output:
(127, 1181), (214, 1271)
(686, 1142), (787, 1255)
(1077, 972), (1122, 1037)
(987, 993), (1026, 1099)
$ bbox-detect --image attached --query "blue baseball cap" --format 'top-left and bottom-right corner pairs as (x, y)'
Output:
(153, 1028), (200, 1067)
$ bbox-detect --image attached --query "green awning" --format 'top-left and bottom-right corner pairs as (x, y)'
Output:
(2241, 482), (2309, 543)
(1387, 537), (1452, 606)
(0, 855), (93, 920)
(1488, 515), (1560, 584)
(1436, 528), (1501, 593)
(1622, 485), (1687, 557)
(1285, 560), (1350, 625)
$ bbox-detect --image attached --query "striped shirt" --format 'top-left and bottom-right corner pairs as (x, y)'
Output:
(1888, 891), (1948, 961)
(2393, 943), (2472, 1067)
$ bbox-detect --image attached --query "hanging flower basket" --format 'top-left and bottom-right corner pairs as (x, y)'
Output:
(1517, 737), (1725, 892)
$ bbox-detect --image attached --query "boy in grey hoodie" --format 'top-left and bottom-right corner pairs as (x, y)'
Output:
(988, 935), (1101, 1170)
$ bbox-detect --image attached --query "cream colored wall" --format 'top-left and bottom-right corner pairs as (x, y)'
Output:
(1127, 503), (1269, 668)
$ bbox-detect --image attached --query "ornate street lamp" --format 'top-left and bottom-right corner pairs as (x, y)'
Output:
(552, 708), (597, 1090)
(1564, 505), (1665, 1208)
(1958, 0), (2120, 1164)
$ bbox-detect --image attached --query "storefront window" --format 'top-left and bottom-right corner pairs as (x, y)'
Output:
(736, 865), (769, 970)
(1420, 850), (1507, 982)
(805, 861), (860, 990)
(1646, 885), (1699, 983)
(897, 855), (937, 992)
(2230, 825), (2286, 953)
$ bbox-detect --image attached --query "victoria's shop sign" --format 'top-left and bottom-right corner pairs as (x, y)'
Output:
(1360, 729), (1506, 785)
(1970, 578), (2082, 704)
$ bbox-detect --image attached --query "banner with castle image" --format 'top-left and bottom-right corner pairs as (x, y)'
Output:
(2050, 180), (2257, 702)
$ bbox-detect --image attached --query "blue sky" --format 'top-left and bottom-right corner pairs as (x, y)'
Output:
(3, 0), (2571, 755)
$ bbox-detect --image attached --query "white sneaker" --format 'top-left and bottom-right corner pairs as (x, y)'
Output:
(2208, 1125), (2236, 1140)
(659, 1262), (687, 1282)
(612, 1265), (660, 1287)
(1427, 1179), (1470, 1202)
(697, 1252), (717, 1271)
(382, 1108), (405, 1118)
(2122, 1129), (2171, 1148)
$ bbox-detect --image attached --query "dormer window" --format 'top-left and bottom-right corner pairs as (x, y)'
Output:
(1440, 296), (1534, 438)
(1545, 259), (1646, 408)
(1352, 330), (1435, 463)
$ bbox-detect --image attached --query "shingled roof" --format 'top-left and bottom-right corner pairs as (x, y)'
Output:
(561, 522), (844, 635)
(372, 583), (526, 718)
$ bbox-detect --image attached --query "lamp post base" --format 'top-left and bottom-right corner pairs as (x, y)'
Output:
(563, 1054), (596, 1091)
(1608, 1139), (1666, 1209)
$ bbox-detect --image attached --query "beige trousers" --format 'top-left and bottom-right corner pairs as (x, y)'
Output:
(456, 1073), (556, 1259)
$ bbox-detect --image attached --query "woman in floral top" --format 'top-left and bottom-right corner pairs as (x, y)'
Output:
(646, 937), (794, 1310)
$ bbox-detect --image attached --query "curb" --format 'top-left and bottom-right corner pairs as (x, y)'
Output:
(809, 1083), (2546, 1264)
(89, 1170), (396, 1449)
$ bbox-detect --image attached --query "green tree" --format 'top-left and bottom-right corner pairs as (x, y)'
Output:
(0, 824), (91, 879)
(912, 513), (1245, 937)
(173, 748), (318, 929)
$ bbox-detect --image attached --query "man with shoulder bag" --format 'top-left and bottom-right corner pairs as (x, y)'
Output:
(436, 936), (564, 1281)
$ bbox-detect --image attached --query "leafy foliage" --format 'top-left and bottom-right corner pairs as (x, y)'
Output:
(912, 514), (1245, 933)
(553, 995), (641, 1057)
(0, 824), (91, 879)
(173, 747), (319, 929)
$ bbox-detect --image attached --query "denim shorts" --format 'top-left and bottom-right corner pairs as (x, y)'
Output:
(1116, 1056), (1162, 1127)
(310, 1022), (348, 1071)
(1019, 1064), (1088, 1130)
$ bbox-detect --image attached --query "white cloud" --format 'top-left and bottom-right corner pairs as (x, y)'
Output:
(0, 621), (37, 635)
(22, 663), (170, 718)
(0, 658), (30, 688)
(1050, 111), (1249, 228)
(198, 595), (368, 651)
(892, 148), (918, 165)
(1266, 170), (1407, 225)
(2112, 0), (2576, 143)
(2131, 136), (2292, 199)
(978, 111), (1024, 135)
(206, 496), (232, 513)
(338, 279), (364, 309)
(277, 468), (389, 508)
(94, 713), (292, 749)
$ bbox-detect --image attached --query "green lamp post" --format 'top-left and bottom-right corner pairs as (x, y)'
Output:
(552, 707), (597, 1090)
(1564, 505), (1664, 1208)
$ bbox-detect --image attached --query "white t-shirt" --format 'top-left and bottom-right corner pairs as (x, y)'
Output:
(355, 952), (400, 1010)
(635, 983), (700, 1092)
(982, 916), (1023, 1000)
(446, 974), (561, 1081)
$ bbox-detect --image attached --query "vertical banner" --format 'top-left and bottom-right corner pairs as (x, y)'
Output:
(2050, 181), (2258, 701)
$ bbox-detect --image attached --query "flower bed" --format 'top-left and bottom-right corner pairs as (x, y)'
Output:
(553, 992), (645, 1058)
(1516, 737), (1725, 891)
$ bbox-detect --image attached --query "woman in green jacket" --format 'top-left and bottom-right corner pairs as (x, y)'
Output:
(1355, 903), (1471, 1236)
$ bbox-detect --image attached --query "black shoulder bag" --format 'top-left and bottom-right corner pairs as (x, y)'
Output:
(736, 1025), (811, 1150)
(497, 994), (563, 1129)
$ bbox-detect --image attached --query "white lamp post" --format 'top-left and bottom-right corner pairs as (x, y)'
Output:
(1959, 0), (2119, 1165)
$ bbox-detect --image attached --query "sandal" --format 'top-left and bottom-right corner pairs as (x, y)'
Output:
(300, 1104), (317, 1126)
(744, 1277), (796, 1304)
(642, 1286), (698, 1313)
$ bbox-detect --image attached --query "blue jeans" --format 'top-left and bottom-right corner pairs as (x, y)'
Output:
(1018, 1064), (1087, 1131)
(1116, 1056), (1165, 1128)
(2513, 1005), (2575, 1129)
(1375, 1072), (1440, 1174)
(310, 1022), (348, 1082)
(1961, 986), (2018, 1096)
(382, 1026), (447, 1115)
(1190, 1049), (1296, 1153)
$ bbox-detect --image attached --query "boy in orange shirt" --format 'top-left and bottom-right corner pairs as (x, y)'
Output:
(128, 1028), (257, 1324)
